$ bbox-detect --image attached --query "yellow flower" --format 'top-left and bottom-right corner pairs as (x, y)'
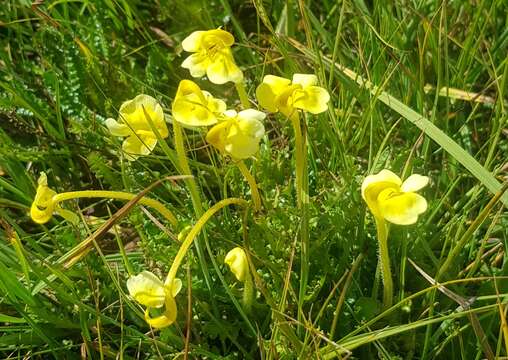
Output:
(105, 94), (169, 160)
(30, 173), (78, 224)
(172, 80), (226, 127)
(30, 173), (57, 224)
(256, 74), (330, 118)
(181, 29), (243, 84)
(126, 271), (182, 328)
(205, 109), (265, 160)
(361, 169), (429, 225)
(224, 247), (249, 282)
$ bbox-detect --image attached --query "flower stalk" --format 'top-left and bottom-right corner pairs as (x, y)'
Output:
(235, 81), (250, 109)
(51, 190), (177, 225)
(242, 270), (254, 313)
(375, 217), (393, 309)
(292, 112), (311, 326)
(166, 198), (249, 287)
(361, 169), (430, 309)
(236, 160), (261, 212)
(173, 120), (204, 215)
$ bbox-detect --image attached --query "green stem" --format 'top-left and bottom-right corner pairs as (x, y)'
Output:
(173, 121), (204, 215)
(236, 160), (262, 212)
(292, 112), (310, 334)
(165, 198), (248, 286)
(52, 190), (178, 226)
(290, 114), (304, 207)
(172, 120), (217, 293)
(242, 271), (254, 313)
(235, 81), (250, 109)
(376, 217), (393, 309)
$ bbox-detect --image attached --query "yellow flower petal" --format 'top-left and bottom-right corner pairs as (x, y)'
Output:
(225, 132), (260, 159)
(204, 91), (227, 113)
(200, 29), (235, 48)
(181, 53), (209, 78)
(127, 271), (166, 308)
(168, 278), (182, 297)
(145, 295), (178, 328)
(256, 83), (279, 113)
(291, 86), (330, 114)
(262, 75), (292, 93)
(172, 80), (220, 126)
(237, 109), (266, 123)
(361, 169), (401, 201)
(401, 174), (429, 193)
(256, 75), (292, 113)
(292, 73), (318, 88)
(181, 30), (205, 52)
(122, 132), (158, 160)
(361, 169), (402, 218)
(206, 109), (265, 159)
(30, 173), (57, 224)
(119, 94), (168, 138)
(225, 247), (249, 282)
(206, 49), (243, 84)
(205, 120), (231, 154)
(105, 118), (131, 136)
(378, 190), (428, 225)
(181, 29), (239, 84)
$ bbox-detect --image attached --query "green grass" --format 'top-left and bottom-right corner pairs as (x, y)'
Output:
(1, 0), (507, 358)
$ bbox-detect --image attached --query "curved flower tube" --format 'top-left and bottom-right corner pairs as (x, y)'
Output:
(105, 94), (169, 160)
(30, 173), (178, 226)
(126, 271), (182, 328)
(172, 80), (227, 127)
(181, 29), (243, 84)
(361, 169), (429, 225)
(256, 74), (330, 119)
(128, 198), (248, 329)
(205, 109), (265, 160)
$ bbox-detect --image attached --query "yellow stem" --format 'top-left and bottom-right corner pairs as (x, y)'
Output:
(52, 190), (178, 227)
(235, 81), (250, 109)
(236, 161), (262, 212)
(165, 198), (248, 287)
(375, 216), (393, 309)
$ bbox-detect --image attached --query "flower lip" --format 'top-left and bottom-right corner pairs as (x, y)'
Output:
(127, 271), (183, 328)
(181, 29), (243, 84)
(30, 173), (57, 224)
(206, 108), (265, 160)
(106, 94), (168, 160)
(361, 169), (429, 225)
(172, 80), (226, 126)
(256, 73), (330, 117)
